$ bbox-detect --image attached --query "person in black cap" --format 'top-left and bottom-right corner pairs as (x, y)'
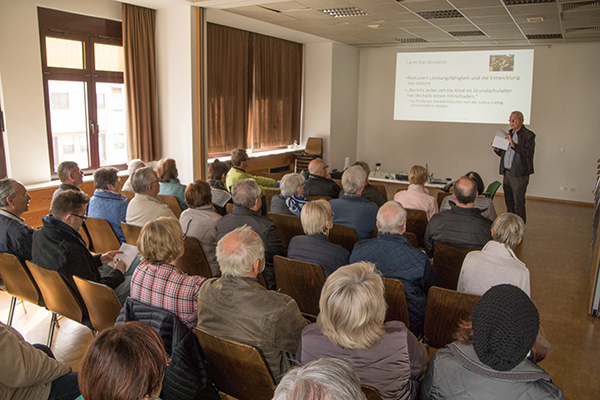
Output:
(421, 284), (564, 399)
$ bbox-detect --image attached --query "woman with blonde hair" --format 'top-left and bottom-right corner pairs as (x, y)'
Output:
(157, 158), (187, 211)
(297, 262), (428, 400)
(130, 217), (206, 331)
(393, 165), (438, 220)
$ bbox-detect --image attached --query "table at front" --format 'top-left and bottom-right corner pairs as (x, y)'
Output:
(369, 173), (448, 201)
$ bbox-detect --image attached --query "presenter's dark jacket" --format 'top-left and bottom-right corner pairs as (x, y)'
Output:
(494, 125), (535, 177)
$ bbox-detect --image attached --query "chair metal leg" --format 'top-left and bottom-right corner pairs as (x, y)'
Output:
(20, 299), (27, 314)
(47, 312), (58, 348)
(7, 296), (17, 326)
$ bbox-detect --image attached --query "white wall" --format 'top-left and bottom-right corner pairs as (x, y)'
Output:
(156, 5), (197, 184)
(357, 43), (600, 203)
(0, 0), (121, 185)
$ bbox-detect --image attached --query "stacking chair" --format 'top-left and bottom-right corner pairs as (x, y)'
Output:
(362, 385), (382, 400)
(405, 209), (428, 248)
(158, 195), (183, 218)
(85, 217), (120, 254)
(274, 255), (325, 318)
(437, 191), (448, 208)
(403, 231), (419, 248)
(328, 224), (359, 253)
(423, 286), (480, 350)
(382, 278), (410, 327)
(264, 188), (280, 214)
(0, 253), (45, 325)
(74, 276), (121, 332)
(294, 137), (323, 173)
(267, 212), (304, 247)
(483, 180), (501, 199)
(432, 242), (480, 290)
(121, 222), (142, 246)
(175, 236), (213, 278)
(196, 328), (275, 400)
(26, 261), (86, 347)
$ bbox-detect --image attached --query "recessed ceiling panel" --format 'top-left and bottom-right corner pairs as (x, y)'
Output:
(459, 7), (510, 18)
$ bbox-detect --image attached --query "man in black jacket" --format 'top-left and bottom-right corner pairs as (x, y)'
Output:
(0, 178), (34, 261)
(32, 190), (128, 308)
(303, 158), (341, 198)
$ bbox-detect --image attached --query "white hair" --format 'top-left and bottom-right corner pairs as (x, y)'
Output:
(341, 165), (366, 195)
(281, 173), (305, 197)
(216, 225), (265, 277)
(376, 201), (407, 234)
(231, 179), (261, 208)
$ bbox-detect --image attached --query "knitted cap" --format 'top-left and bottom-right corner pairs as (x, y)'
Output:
(471, 284), (539, 371)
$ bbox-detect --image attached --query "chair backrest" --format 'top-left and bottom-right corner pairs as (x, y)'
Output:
(196, 328), (275, 400)
(267, 212), (304, 247)
(437, 191), (448, 208)
(74, 276), (121, 332)
(423, 286), (481, 349)
(362, 385), (382, 400)
(305, 195), (332, 202)
(405, 209), (428, 248)
(26, 260), (83, 323)
(0, 253), (44, 307)
(328, 223), (359, 253)
(274, 255), (325, 317)
(121, 190), (135, 201)
(175, 236), (213, 278)
(372, 183), (387, 201)
(264, 188), (280, 214)
(304, 137), (323, 156)
(382, 278), (410, 327)
(121, 222), (142, 246)
(85, 217), (120, 254)
(484, 180), (502, 199)
(226, 203), (234, 214)
(403, 231), (419, 248)
(432, 242), (480, 290)
(158, 195), (182, 218)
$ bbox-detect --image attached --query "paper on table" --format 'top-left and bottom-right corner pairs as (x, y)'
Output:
(492, 129), (510, 150)
(113, 243), (139, 272)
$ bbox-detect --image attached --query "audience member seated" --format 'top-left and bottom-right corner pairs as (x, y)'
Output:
(329, 165), (379, 240)
(271, 173), (308, 216)
(422, 284), (564, 399)
(126, 166), (176, 227)
(352, 161), (386, 207)
(0, 178), (34, 260)
(225, 148), (276, 194)
(207, 159), (232, 216)
(197, 226), (308, 382)
(179, 180), (221, 276)
(288, 200), (349, 277)
(393, 165), (438, 220)
(0, 321), (80, 400)
(88, 167), (128, 243)
(440, 171), (497, 221)
(52, 161), (84, 201)
(458, 213), (529, 296)
(157, 158), (188, 211)
(122, 159), (146, 192)
(303, 158), (341, 199)
(131, 217), (206, 331)
(297, 262), (428, 400)
(32, 191), (128, 306)
(350, 201), (437, 335)
(78, 322), (168, 400)
(274, 358), (366, 400)
(216, 179), (285, 289)
(424, 176), (493, 258)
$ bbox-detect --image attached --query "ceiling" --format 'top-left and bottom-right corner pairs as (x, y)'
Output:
(131, 0), (600, 47)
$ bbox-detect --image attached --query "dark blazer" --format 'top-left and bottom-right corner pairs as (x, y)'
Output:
(0, 211), (34, 261)
(494, 125), (535, 177)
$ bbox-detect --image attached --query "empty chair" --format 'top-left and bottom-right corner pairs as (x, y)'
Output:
(0, 253), (44, 325)
(158, 194), (183, 218)
(197, 328), (275, 400)
(423, 286), (480, 350)
(26, 260), (87, 346)
(328, 223), (359, 253)
(484, 180), (502, 199)
(432, 242), (480, 290)
(175, 236), (213, 279)
(294, 137), (323, 173)
(274, 255), (325, 318)
(74, 276), (121, 332)
(405, 208), (428, 248)
(120, 222), (142, 246)
(84, 217), (120, 254)
(382, 278), (410, 327)
(268, 212), (304, 247)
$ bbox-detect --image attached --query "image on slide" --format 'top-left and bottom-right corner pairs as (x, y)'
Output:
(489, 55), (514, 72)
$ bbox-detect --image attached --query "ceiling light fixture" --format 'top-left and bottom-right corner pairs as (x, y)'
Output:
(527, 16), (546, 22)
(319, 7), (368, 18)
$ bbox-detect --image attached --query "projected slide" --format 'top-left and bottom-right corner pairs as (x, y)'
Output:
(394, 50), (534, 124)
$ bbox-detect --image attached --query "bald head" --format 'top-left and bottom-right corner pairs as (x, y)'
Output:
(453, 176), (477, 207)
(308, 159), (327, 177)
(376, 201), (407, 234)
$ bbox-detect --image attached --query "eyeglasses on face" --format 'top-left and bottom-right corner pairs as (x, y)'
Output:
(72, 213), (88, 221)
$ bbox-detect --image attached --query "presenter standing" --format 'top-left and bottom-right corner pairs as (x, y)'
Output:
(493, 111), (535, 223)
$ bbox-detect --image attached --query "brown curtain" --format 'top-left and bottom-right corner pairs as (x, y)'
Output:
(252, 34), (302, 149)
(122, 3), (159, 162)
(207, 23), (251, 154)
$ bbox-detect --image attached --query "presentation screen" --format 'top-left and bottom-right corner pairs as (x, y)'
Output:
(394, 49), (534, 124)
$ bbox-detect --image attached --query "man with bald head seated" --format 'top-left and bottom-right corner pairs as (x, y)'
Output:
(197, 226), (308, 382)
(302, 158), (341, 199)
(424, 176), (492, 258)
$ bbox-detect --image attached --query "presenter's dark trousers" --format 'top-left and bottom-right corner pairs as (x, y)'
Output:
(503, 171), (529, 223)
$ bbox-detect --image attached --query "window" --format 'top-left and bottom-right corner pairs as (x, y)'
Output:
(39, 8), (127, 175)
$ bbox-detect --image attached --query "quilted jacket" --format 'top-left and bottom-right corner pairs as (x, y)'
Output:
(159, 178), (188, 211)
(88, 190), (128, 243)
(350, 233), (437, 335)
